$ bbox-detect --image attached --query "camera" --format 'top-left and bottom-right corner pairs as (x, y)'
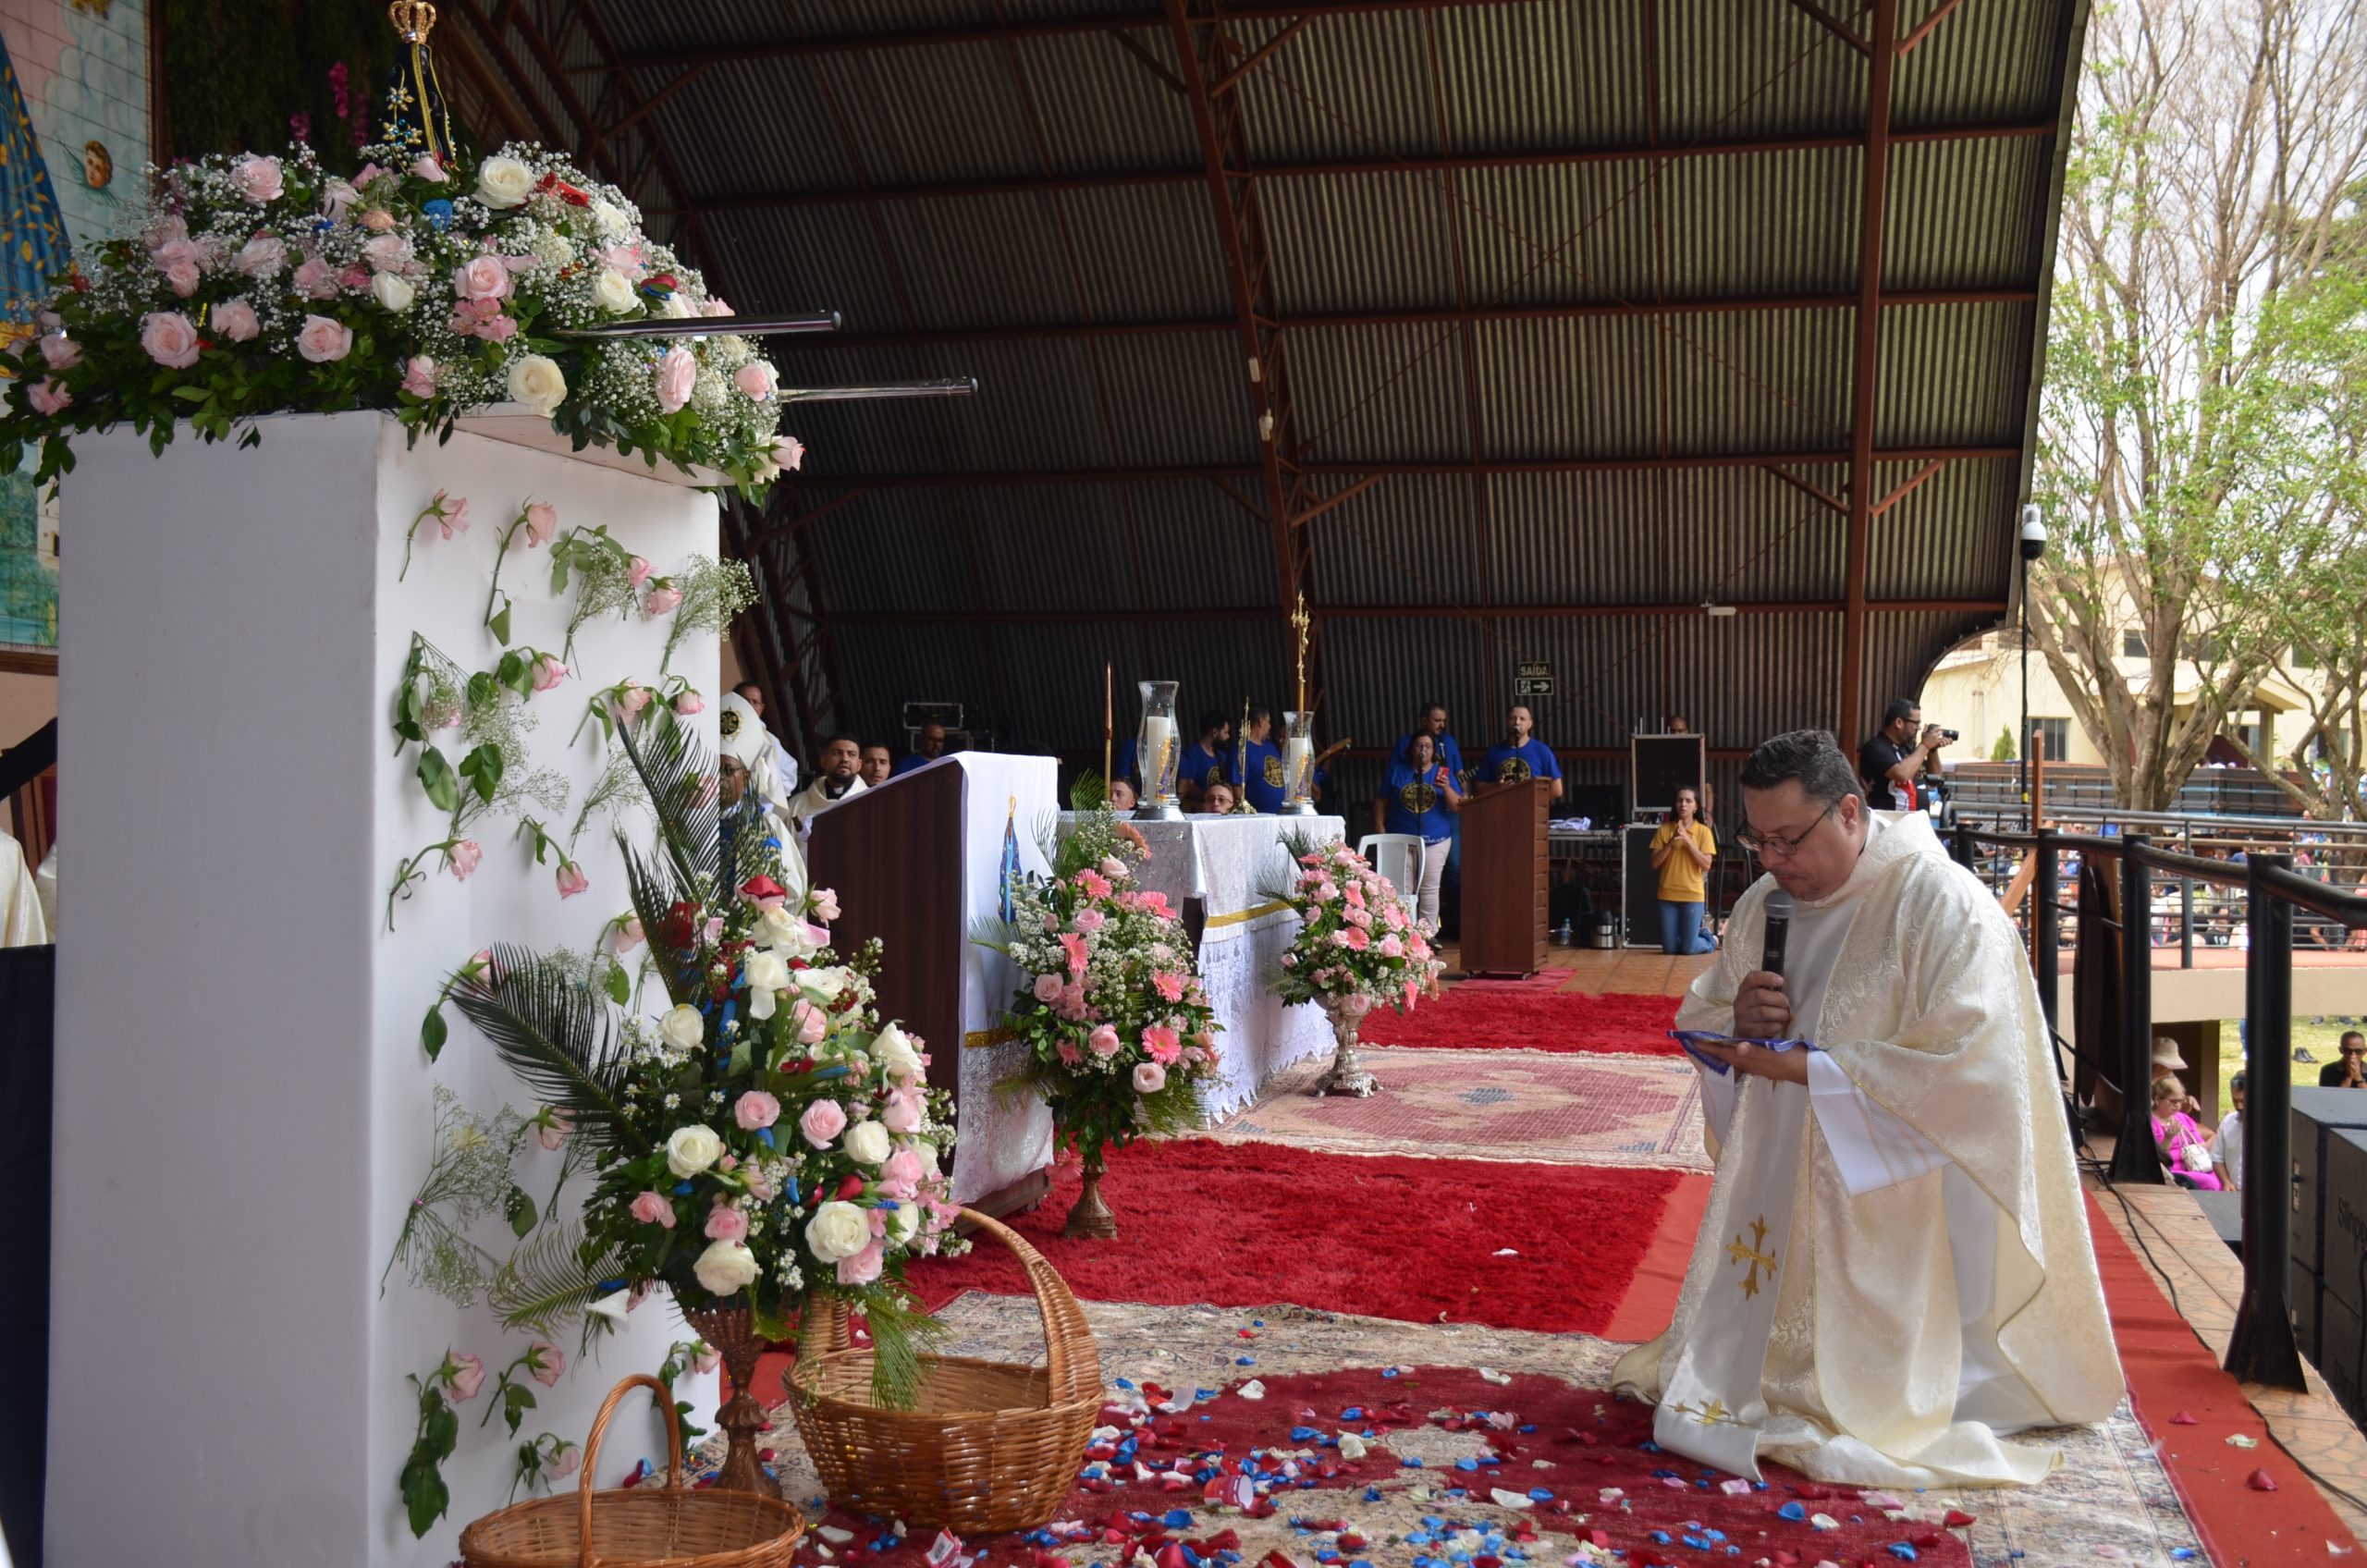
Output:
(2019, 503), (2046, 562)
(1925, 724), (1959, 743)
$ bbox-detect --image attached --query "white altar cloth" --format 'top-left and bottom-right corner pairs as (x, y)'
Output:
(1062, 813), (1344, 1117)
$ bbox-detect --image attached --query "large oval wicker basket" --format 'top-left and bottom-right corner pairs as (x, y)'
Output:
(460, 1373), (807, 1568)
(789, 1207), (1100, 1533)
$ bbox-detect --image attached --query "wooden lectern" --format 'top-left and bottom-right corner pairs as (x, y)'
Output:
(806, 762), (1053, 1218)
(1461, 779), (1551, 976)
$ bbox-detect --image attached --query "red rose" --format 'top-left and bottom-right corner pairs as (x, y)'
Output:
(739, 874), (787, 902)
(835, 1173), (865, 1201)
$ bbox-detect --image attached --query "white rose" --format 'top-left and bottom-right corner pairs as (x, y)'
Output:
(804, 1200), (870, 1262)
(842, 1120), (892, 1166)
(796, 966), (852, 1004)
(757, 904), (816, 958)
(666, 1124), (723, 1178)
(692, 1239), (760, 1296)
(475, 154), (535, 209)
(744, 949), (789, 1019)
(660, 1003), (705, 1053)
(371, 271), (416, 312)
(661, 288), (695, 319)
(887, 1201), (922, 1244)
(506, 353), (568, 416)
(913, 1138), (940, 1177)
(591, 268), (639, 314)
(874, 1023), (924, 1084)
(590, 197), (629, 239)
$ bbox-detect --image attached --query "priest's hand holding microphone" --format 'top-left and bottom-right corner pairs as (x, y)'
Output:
(1689, 890), (1810, 1084)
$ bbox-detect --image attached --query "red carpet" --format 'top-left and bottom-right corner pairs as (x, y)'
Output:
(726, 1365), (1971, 1568)
(1359, 987), (1682, 1054)
(906, 1139), (1682, 1334)
(2087, 1194), (2363, 1563)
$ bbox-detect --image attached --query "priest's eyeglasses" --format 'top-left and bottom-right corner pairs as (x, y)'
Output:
(1735, 799), (1839, 860)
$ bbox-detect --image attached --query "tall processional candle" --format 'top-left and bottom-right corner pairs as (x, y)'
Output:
(1281, 709), (1317, 815)
(1103, 660), (1113, 789)
(1135, 680), (1183, 820)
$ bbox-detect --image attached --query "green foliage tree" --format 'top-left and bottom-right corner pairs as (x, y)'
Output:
(2029, 0), (2367, 809)
(1992, 726), (2018, 764)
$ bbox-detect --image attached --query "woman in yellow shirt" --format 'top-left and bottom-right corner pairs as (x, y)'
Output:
(1648, 786), (1718, 954)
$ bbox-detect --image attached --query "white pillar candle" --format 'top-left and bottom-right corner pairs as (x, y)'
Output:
(1283, 734), (1315, 801)
(1140, 714), (1177, 800)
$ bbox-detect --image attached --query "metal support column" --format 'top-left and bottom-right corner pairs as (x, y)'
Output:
(2226, 853), (2307, 1389)
(2108, 836), (2165, 1183)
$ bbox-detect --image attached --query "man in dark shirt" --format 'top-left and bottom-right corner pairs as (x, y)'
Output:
(1858, 698), (1949, 812)
(1178, 710), (1232, 811)
(2321, 1031), (2367, 1087)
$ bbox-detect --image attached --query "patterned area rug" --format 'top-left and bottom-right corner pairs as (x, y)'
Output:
(1206, 1046), (1709, 1170)
(718, 1294), (2204, 1568)
(1359, 987), (1683, 1054)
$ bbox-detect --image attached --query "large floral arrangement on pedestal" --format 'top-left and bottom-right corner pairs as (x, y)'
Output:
(0, 141), (803, 495)
(1268, 839), (1445, 1013)
(975, 810), (1221, 1162)
(450, 721), (960, 1398)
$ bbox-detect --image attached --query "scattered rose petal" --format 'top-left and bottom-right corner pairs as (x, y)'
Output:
(2171, 1411), (2199, 1425)
(2248, 1468), (2279, 1491)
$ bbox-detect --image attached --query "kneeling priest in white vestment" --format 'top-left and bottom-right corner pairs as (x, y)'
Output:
(1613, 729), (2120, 1488)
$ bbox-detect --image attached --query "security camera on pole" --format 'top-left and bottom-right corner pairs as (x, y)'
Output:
(2018, 503), (2047, 817)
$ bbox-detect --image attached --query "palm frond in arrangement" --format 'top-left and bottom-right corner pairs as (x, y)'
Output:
(490, 1218), (625, 1350)
(615, 715), (718, 903)
(851, 1289), (948, 1411)
(448, 946), (646, 1154)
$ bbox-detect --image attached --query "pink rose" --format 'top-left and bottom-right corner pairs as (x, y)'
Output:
(400, 355), (437, 398)
(296, 314), (353, 362)
(705, 1202), (750, 1243)
(881, 1088), (923, 1133)
(212, 298), (261, 343)
(837, 1239), (886, 1287)
(655, 346), (697, 413)
(673, 690), (704, 716)
(548, 1442), (581, 1479)
(1032, 973), (1063, 1004)
(1100, 856), (1129, 880)
(535, 1110), (572, 1151)
(1142, 1024), (1181, 1063)
(1133, 1061), (1167, 1095)
(448, 839), (483, 879)
(644, 582), (684, 616)
(27, 379), (68, 416)
(703, 296), (735, 316)
(530, 654), (567, 692)
(38, 333), (77, 370)
(630, 1190), (676, 1228)
(556, 861), (589, 899)
(481, 313), (519, 344)
(232, 154), (284, 203)
(291, 256), (338, 300)
(771, 435), (805, 472)
(627, 556), (654, 588)
(799, 1098), (848, 1148)
(521, 501), (558, 547)
(1073, 908), (1105, 934)
(1380, 934), (1404, 957)
(361, 233), (411, 273)
(446, 1352), (485, 1402)
(790, 998), (828, 1045)
(617, 916), (644, 952)
(692, 1343), (721, 1377)
(812, 888), (841, 922)
(615, 682), (652, 718)
(160, 259), (200, 296)
(454, 254), (515, 302)
(734, 361), (777, 401)
(734, 1090), (781, 1131)
(1087, 1024), (1121, 1059)
(528, 1341), (566, 1387)
(359, 208), (397, 233)
(433, 492), (470, 538)
(233, 236), (286, 277)
(411, 153), (448, 183)
(139, 311), (202, 369)
(883, 1147), (925, 1196)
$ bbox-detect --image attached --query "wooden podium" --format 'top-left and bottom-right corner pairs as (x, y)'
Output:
(1461, 779), (1551, 975)
(806, 755), (1055, 1218)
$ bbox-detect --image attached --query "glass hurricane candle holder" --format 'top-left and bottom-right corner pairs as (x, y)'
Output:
(1280, 709), (1317, 815)
(1135, 680), (1183, 820)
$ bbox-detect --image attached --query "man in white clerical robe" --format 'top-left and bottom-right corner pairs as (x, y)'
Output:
(1613, 729), (2120, 1488)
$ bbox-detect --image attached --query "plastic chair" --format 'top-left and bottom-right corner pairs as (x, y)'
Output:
(1357, 833), (1422, 905)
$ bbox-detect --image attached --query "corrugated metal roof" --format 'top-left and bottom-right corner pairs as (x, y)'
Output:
(580, 0), (2087, 765)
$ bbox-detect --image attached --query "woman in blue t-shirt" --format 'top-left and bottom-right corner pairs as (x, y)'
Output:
(1375, 731), (1462, 929)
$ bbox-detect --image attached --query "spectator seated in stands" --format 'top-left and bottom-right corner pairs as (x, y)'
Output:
(2151, 1075), (2222, 1189)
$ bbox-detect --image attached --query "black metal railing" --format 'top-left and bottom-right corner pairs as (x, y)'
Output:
(1950, 821), (2367, 1390)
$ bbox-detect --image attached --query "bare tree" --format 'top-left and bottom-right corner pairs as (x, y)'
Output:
(2030, 0), (2367, 809)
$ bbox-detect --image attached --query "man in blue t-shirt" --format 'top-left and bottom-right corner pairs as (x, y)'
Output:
(1178, 710), (1233, 810)
(1479, 704), (1564, 800)
(1228, 704), (1288, 813)
(892, 721), (949, 776)
(1391, 701), (1467, 790)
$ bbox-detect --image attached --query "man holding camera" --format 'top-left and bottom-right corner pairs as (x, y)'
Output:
(1858, 699), (1953, 813)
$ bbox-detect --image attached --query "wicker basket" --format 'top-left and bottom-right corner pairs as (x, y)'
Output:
(460, 1374), (808, 1568)
(788, 1207), (1100, 1533)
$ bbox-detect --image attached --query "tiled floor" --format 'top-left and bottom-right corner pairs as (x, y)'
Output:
(2087, 1178), (2367, 1542)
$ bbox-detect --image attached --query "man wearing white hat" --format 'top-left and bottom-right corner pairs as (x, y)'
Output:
(2150, 1036), (2201, 1120)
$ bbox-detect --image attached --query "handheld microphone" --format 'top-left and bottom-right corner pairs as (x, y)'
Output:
(1760, 889), (1795, 978)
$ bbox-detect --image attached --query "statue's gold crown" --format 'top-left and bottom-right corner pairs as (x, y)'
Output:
(388, 1), (437, 43)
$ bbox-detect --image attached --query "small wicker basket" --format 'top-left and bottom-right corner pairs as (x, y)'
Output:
(788, 1207), (1100, 1533)
(460, 1373), (808, 1568)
